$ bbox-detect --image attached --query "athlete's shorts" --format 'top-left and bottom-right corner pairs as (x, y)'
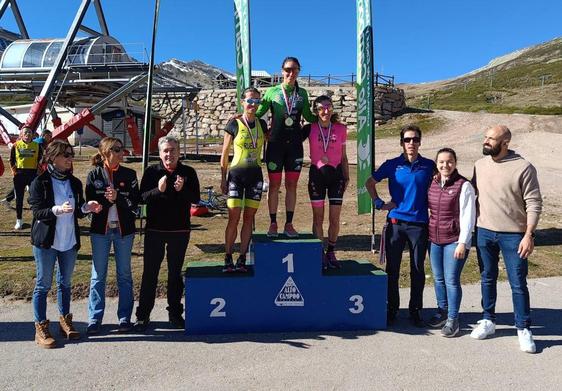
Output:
(308, 164), (346, 207)
(227, 166), (263, 209)
(265, 140), (303, 174)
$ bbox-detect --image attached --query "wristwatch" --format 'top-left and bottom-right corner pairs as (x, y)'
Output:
(373, 197), (385, 210)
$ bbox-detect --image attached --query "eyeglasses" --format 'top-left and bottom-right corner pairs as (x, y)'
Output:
(62, 151), (75, 158)
(316, 104), (333, 112)
(245, 98), (261, 105)
(283, 67), (299, 73)
(110, 146), (123, 153)
(402, 137), (421, 144)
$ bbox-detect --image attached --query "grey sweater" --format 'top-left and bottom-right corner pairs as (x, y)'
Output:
(473, 150), (542, 233)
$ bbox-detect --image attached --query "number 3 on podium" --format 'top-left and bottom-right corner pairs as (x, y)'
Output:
(349, 295), (364, 314)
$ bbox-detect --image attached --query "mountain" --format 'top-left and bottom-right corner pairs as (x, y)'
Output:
(157, 59), (234, 88)
(400, 37), (562, 114)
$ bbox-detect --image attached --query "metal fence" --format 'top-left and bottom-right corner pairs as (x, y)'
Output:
(213, 72), (395, 89)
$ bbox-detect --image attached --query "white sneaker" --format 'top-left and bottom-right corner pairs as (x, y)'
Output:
(470, 319), (496, 340)
(14, 219), (23, 230)
(517, 328), (536, 353)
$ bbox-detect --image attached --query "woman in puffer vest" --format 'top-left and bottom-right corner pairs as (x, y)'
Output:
(427, 148), (476, 337)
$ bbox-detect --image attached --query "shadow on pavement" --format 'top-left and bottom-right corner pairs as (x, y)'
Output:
(2, 308), (560, 352)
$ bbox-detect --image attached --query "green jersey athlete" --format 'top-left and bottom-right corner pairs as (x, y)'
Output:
(256, 56), (316, 238)
(220, 87), (268, 273)
(256, 83), (315, 143)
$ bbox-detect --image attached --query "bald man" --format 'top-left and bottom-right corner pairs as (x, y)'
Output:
(470, 125), (542, 353)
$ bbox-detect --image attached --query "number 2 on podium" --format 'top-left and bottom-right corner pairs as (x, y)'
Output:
(210, 298), (226, 317)
(282, 253), (294, 273)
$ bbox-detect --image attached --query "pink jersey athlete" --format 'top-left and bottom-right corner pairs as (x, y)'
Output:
(306, 122), (347, 169)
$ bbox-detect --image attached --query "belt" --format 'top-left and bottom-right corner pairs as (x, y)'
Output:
(108, 221), (120, 229)
(387, 218), (427, 227)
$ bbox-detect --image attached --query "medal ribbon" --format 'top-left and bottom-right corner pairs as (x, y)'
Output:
(318, 122), (332, 154)
(281, 84), (297, 117)
(241, 115), (258, 149)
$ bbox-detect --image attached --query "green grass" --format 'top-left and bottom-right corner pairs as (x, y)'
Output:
(408, 52), (562, 114)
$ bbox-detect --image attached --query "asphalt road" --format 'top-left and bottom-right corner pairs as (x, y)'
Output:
(1, 277), (561, 390)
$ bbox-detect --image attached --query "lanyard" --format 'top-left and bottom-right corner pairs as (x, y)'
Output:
(281, 84), (297, 115)
(240, 116), (258, 149)
(318, 122), (332, 153)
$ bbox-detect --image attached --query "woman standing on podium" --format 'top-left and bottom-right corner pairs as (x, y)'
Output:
(302, 95), (349, 270)
(255, 57), (316, 238)
(220, 87), (269, 272)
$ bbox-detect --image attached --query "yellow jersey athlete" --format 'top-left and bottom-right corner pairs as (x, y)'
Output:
(220, 87), (269, 272)
(9, 127), (42, 230)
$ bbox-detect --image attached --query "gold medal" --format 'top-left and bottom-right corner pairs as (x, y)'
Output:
(285, 116), (294, 126)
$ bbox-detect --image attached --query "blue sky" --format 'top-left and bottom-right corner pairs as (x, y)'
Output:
(1, 0), (561, 83)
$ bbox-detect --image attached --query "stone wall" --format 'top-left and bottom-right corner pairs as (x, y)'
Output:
(158, 85), (405, 138)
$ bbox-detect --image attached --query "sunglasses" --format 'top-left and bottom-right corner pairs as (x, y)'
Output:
(316, 104), (333, 112)
(245, 98), (261, 105)
(283, 67), (299, 73)
(402, 137), (421, 144)
(62, 151), (75, 158)
(110, 146), (123, 153)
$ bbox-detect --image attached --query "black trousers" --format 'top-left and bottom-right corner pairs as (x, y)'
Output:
(14, 170), (36, 219)
(384, 220), (429, 314)
(136, 230), (190, 320)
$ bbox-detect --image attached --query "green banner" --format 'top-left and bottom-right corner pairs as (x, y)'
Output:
(356, 0), (374, 215)
(234, 0), (251, 112)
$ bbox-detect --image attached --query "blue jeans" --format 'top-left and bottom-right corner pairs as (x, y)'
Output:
(429, 242), (468, 320)
(476, 227), (531, 329)
(88, 229), (135, 324)
(32, 246), (77, 322)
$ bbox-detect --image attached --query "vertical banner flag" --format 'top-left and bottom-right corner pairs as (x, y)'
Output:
(356, 0), (374, 214)
(234, 0), (251, 112)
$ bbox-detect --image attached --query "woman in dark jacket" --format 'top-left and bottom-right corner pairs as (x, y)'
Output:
(85, 137), (139, 334)
(29, 139), (101, 349)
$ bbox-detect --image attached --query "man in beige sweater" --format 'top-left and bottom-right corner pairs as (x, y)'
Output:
(470, 125), (542, 353)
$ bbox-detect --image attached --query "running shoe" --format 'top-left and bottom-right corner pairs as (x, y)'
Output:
(283, 223), (299, 238)
(117, 321), (133, 333)
(517, 328), (536, 353)
(235, 255), (248, 273)
(441, 318), (460, 337)
(267, 222), (279, 238)
(223, 254), (235, 273)
(428, 308), (448, 328)
(326, 251), (341, 269)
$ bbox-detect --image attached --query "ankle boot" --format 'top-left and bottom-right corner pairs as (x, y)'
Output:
(35, 320), (56, 349)
(59, 313), (80, 340)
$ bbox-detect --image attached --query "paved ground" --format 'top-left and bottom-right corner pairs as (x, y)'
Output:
(1, 277), (561, 390)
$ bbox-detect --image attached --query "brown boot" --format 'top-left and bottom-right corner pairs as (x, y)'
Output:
(35, 320), (56, 349)
(59, 313), (80, 340)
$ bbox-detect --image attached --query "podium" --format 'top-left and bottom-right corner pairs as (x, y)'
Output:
(185, 234), (387, 335)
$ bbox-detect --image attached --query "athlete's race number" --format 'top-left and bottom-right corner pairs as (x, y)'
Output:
(282, 253), (294, 273)
(210, 297), (226, 317)
(349, 295), (364, 314)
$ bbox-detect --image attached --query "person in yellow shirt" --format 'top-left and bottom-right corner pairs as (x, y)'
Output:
(9, 127), (42, 230)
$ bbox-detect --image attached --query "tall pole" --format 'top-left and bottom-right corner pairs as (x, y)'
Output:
(142, 0), (161, 171)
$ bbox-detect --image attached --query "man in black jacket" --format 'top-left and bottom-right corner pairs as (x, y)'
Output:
(134, 136), (200, 331)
